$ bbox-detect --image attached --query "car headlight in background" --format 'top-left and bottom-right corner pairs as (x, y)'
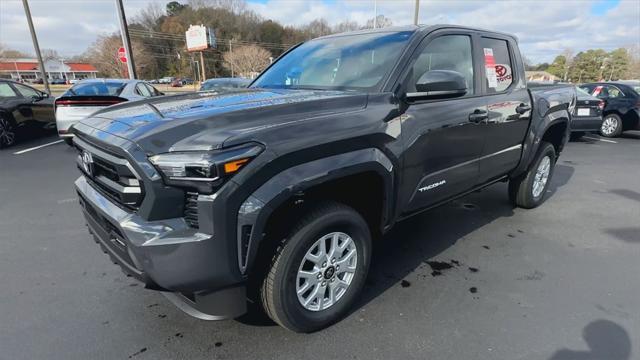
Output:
(149, 143), (263, 194)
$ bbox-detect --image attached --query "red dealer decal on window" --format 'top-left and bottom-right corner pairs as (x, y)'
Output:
(592, 85), (603, 97)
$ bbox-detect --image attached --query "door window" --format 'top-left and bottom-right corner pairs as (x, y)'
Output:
(135, 83), (152, 97)
(145, 83), (161, 96)
(13, 83), (40, 98)
(481, 37), (513, 93)
(0, 83), (18, 97)
(409, 35), (474, 95)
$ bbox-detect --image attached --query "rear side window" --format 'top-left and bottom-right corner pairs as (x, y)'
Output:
(0, 83), (18, 97)
(135, 83), (152, 97)
(68, 82), (126, 96)
(13, 83), (40, 98)
(409, 35), (474, 95)
(481, 37), (513, 93)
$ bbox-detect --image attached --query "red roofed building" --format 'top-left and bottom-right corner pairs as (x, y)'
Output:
(0, 58), (98, 83)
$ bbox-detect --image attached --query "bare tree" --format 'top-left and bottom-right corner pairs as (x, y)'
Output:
(41, 49), (60, 61)
(302, 19), (332, 38)
(223, 45), (271, 78)
(365, 15), (393, 29)
(561, 48), (574, 81)
(0, 44), (32, 59)
(333, 20), (360, 34)
(135, 2), (165, 30)
(84, 34), (156, 78)
(626, 44), (640, 80)
(188, 0), (247, 13)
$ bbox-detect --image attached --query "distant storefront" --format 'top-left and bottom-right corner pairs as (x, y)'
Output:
(0, 58), (98, 82)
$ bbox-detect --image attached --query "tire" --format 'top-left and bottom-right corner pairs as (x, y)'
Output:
(0, 114), (17, 149)
(509, 142), (556, 209)
(63, 137), (73, 146)
(600, 114), (623, 138)
(260, 201), (372, 333)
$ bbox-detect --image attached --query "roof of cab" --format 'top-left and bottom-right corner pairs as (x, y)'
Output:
(315, 24), (519, 42)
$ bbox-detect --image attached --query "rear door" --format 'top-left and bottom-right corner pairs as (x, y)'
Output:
(477, 36), (531, 183)
(12, 83), (55, 125)
(398, 31), (487, 214)
(0, 82), (29, 125)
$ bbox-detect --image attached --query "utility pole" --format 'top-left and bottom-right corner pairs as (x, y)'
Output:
(373, 0), (377, 29)
(115, 0), (136, 79)
(229, 40), (233, 77)
(200, 52), (206, 81)
(22, 0), (50, 94)
(414, 0), (420, 26)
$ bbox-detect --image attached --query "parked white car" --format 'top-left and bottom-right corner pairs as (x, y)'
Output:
(55, 78), (164, 145)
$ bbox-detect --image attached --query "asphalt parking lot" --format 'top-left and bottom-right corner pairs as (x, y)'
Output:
(1, 132), (639, 360)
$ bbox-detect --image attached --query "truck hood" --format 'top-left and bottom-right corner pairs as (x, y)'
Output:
(78, 88), (367, 154)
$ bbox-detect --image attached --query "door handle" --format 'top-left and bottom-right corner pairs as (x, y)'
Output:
(516, 103), (531, 114)
(468, 110), (488, 123)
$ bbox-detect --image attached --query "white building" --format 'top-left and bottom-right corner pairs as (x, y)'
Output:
(0, 58), (98, 82)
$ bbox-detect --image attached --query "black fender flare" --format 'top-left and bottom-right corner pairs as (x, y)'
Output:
(512, 107), (570, 178)
(235, 148), (394, 274)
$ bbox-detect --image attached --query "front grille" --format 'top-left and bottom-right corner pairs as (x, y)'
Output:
(75, 137), (144, 210)
(184, 192), (199, 228)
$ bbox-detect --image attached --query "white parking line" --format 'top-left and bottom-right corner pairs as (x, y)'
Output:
(583, 136), (617, 144)
(13, 140), (64, 155)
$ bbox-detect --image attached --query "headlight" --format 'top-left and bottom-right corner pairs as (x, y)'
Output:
(149, 144), (263, 193)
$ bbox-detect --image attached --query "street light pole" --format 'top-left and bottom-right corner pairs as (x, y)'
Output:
(115, 0), (136, 79)
(414, 0), (420, 25)
(21, 0), (50, 94)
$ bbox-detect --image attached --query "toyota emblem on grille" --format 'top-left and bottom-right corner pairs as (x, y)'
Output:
(81, 150), (94, 176)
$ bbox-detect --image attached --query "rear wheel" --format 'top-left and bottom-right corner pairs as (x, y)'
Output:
(260, 202), (371, 333)
(0, 114), (17, 149)
(600, 114), (623, 137)
(509, 142), (556, 209)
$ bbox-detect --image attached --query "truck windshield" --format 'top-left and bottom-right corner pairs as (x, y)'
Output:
(252, 31), (413, 91)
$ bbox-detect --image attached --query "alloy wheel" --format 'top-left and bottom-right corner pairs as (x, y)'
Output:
(601, 116), (618, 136)
(0, 117), (16, 147)
(296, 232), (358, 312)
(532, 155), (551, 198)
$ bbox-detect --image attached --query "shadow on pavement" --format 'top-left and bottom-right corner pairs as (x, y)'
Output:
(238, 163), (575, 327)
(603, 227), (640, 243)
(620, 131), (640, 140)
(609, 189), (640, 203)
(548, 319), (631, 360)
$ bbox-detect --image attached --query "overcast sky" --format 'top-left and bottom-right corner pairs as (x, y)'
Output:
(1, 0), (638, 63)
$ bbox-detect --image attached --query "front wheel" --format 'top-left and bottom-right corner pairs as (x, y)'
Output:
(0, 115), (17, 149)
(260, 202), (371, 333)
(600, 114), (623, 137)
(509, 142), (556, 209)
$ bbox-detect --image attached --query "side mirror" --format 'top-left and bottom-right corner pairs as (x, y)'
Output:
(41, 91), (50, 99)
(407, 70), (468, 100)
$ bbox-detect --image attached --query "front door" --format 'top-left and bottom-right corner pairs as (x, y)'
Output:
(398, 33), (486, 214)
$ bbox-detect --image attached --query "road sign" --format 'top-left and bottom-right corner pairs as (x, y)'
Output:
(117, 47), (127, 63)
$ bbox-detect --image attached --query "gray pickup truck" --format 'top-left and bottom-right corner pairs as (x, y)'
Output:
(72, 25), (576, 332)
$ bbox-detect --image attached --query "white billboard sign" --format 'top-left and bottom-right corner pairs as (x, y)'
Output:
(186, 25), (209, 52)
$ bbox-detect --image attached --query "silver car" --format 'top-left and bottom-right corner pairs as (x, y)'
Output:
(55, 78), (163, 144)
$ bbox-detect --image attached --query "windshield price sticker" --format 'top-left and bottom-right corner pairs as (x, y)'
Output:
(484, 48), (498, 88)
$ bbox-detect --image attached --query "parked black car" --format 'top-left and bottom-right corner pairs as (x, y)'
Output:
(529, 83), (603, 139)
(0, 79), (55, 148)
(579, 81), (640, 137)
(71, 25), (575, 332)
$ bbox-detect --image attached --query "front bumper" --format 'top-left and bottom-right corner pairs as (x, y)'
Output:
(75, 175), (246, 319)
(571, 115), (603, 132)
